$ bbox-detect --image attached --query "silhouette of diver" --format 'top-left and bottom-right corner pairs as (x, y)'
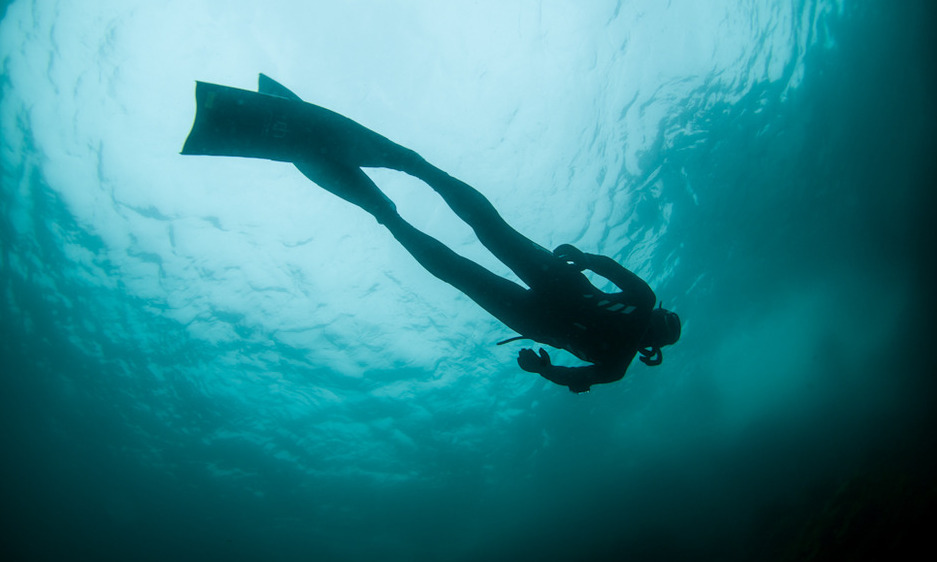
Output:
(182, 74), (681, 393)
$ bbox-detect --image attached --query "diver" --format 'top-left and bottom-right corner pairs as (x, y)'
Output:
(181, 74), (681, 393)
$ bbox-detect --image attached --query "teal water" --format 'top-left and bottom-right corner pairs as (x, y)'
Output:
(2, 1), (934, 561)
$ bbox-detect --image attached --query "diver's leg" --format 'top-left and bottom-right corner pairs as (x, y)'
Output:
(380, 213), (540, 336)
(296, 132), (564, 294)
(309, 162), (539, 334)
(399, 159), (573, 291)
(293, 159), (398, 223)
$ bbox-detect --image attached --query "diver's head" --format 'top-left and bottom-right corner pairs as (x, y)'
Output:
(638, 305), (681, 366)
(647, 306), (681, 347)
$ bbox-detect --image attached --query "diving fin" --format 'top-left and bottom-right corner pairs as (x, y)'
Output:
(181, 78), (419, 172)
(181, 78), (398, 220)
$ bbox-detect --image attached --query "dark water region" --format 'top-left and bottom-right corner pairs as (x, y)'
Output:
(1, 1), (935, 561)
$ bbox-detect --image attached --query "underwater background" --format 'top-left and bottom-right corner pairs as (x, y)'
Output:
(2, 1), (935, 560)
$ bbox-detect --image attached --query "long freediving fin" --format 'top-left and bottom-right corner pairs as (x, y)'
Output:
(181, 77), (419, 172)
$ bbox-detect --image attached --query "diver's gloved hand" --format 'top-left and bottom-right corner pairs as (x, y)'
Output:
(553, 244), (588, 271)
(517, 348), (551, 374)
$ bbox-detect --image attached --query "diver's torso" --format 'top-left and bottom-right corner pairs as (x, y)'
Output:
(532, 287), (652, 365)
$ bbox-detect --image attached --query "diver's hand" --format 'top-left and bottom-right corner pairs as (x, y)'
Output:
(518, 348), (551, 373)
(553, 244), (588, 271)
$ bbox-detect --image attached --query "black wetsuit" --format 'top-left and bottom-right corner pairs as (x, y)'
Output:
(361, 158), (657, 393)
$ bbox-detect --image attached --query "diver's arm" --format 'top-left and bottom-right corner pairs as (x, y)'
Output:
(538, 364), (624, 393)
(585, 255), (654, 301)
(554, 244), (655, 307)
(517, 348), (624, 393)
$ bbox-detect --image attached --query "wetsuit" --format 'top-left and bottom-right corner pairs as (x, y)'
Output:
(370, 158), (657, 393)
